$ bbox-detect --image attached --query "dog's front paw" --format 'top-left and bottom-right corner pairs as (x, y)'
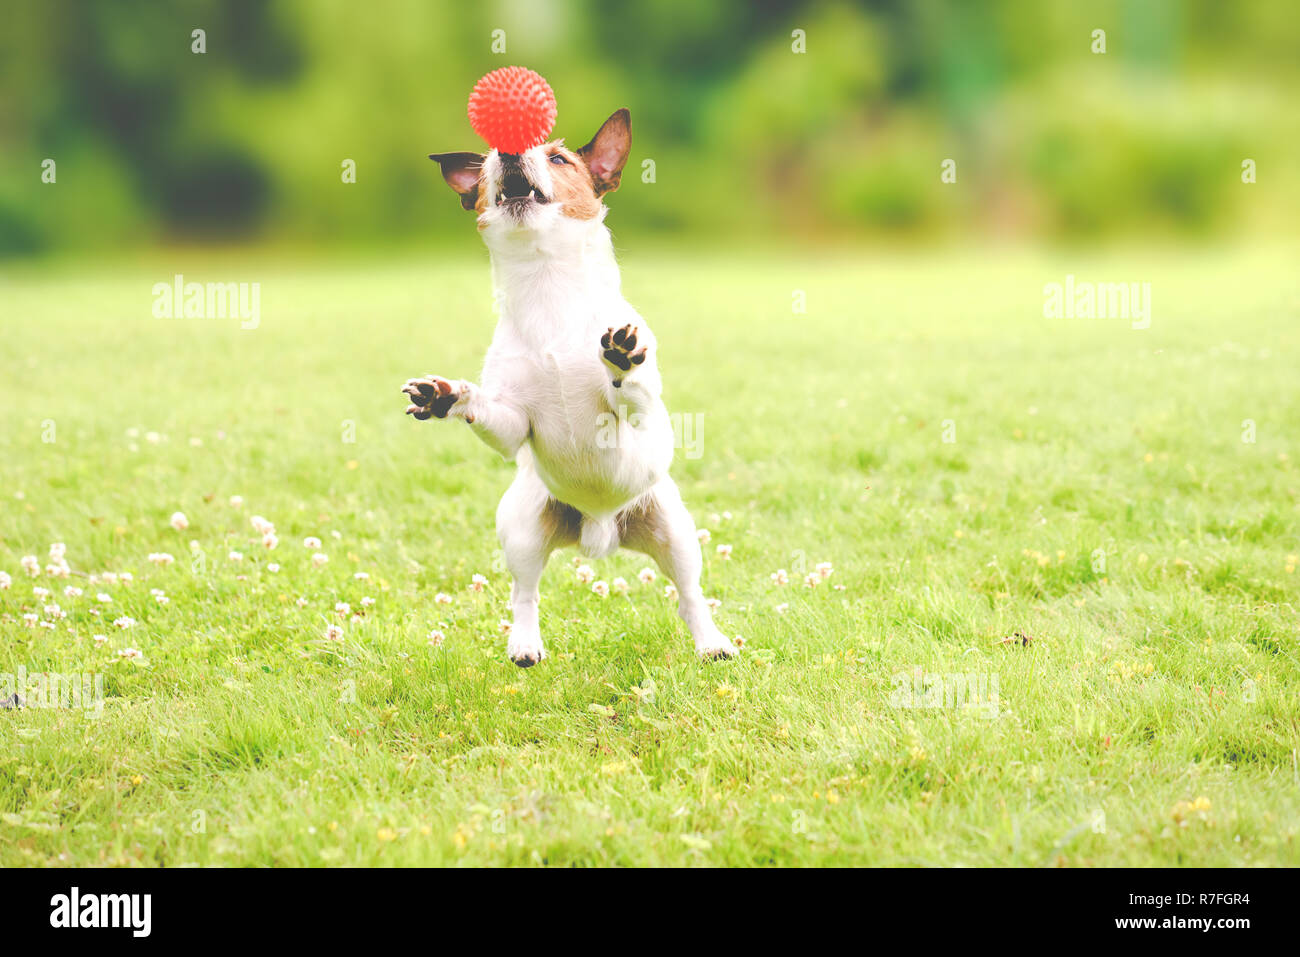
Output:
(600, 325), (647, 378)
(402, 376), (467, 420)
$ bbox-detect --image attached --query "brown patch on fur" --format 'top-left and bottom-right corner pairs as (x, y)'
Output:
(541, 497), (583, 547)
(544, 143), (603, 220)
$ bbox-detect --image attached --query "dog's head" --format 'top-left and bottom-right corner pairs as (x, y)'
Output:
(429, 109), (631, 242)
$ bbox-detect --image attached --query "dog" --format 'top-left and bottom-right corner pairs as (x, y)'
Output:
(405, 108), (735, 667)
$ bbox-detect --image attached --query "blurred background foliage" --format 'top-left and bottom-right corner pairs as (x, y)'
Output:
(1, 0), (1297, 255)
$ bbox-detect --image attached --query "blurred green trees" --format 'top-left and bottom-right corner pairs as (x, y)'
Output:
(1, 0), (1296, 255)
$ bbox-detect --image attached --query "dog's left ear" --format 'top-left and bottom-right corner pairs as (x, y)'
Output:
(429, 151), (485, 211)
(578, 109), (631, 196)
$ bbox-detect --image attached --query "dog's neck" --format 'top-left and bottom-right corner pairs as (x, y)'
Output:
(485, 214), (620, 344)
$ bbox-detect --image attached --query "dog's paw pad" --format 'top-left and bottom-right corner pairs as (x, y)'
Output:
(401, 376), (462, 419)
(601, 324), (647, 373)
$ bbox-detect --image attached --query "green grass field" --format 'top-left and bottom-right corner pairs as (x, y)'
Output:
(1, 243), (1297, 866)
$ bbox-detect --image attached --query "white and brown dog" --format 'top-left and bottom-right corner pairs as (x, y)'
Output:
(406, 109), (735, 667)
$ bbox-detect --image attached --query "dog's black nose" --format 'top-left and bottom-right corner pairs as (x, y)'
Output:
(498, 152), (521, 163)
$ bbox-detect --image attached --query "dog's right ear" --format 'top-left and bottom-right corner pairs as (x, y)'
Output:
(428, 151), (485, 211)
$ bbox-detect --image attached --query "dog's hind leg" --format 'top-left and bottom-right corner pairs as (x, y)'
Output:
(622, 478), (736, 660)
(497, 457), (578, 667)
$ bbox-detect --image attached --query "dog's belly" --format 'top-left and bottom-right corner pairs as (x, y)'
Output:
(526, 387), (673, 517)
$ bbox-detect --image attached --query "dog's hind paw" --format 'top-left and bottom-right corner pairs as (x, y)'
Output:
(600, 324), (647, 379)
(695, 634), (737, 661)
(402, 375), (466, 420)
(508, 639), (547, 668)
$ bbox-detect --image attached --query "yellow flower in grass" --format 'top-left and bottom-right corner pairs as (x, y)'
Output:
(1171, 796), (1213, 826)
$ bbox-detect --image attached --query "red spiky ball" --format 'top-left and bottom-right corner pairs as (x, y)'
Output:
(467, 66), (557, 155)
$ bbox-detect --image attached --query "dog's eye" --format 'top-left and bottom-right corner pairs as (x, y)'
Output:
(549, 154), (569, 165)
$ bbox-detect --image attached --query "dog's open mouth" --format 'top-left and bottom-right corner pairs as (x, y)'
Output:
(496, 170), (548, 207)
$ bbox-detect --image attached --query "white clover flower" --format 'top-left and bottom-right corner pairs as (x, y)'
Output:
(775, 603), (789, 614)
(303, 536), (322, 550)
(325, 624), (344, 641)
(354, 571), (370, 581)
(118, 647), (141, 659)
(229, 495), (244, 508)
(23, 613), (39, 627)
(360, 596), (375, 608)
(575, 564), (595, 584)
(112, 616), (136, 629)
(498, 619), (512, 634)
(591, 580), (609, 597)
(295, 597), (309, 608)
(334, 602), (351, 618)
(21, 555), (40, 576)
(771, 569), (789, 586)
(637, 567), (656, 584)
(64, 585), (82, 598)
(427, 629), (445, 648)
(92, 634), (108, 646)
(170, 512), (189, 531)
(251, 515), (275, 536)
(706, 597), (721, 610)
(262, 533), (279, 550)
(229, 551), (244, 562)
(697, 529), (711, 545)
(816, 561), (834, 580)
(470, 574), (488, 592)
(96, 593), (112, 604)
(267, 563), (281, 573)
(49, 543), (67, 561)
(434, 592), (453, 605)
(612, 577), (629, 595)
(804, 573), (820, 588)
(664, 584), (678, 600)
(716, 544), (733, 560)
(148, 552), (175, 566)
(33, 586), (51, 599)
(0, 571), (10, 590)
(311, 553), (329, 568)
